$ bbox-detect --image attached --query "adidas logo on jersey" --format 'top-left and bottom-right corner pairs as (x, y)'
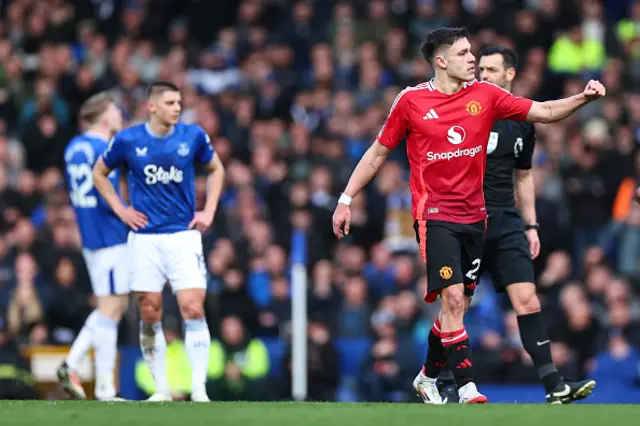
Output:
(144, 165), (184, 184)
(423, 109), (439, 120)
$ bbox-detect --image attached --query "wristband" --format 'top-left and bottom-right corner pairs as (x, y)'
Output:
(338, 193), (352, 206)
(525, 223), (540, 231)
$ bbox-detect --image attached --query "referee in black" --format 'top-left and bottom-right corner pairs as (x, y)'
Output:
(437, 46), (596, 404)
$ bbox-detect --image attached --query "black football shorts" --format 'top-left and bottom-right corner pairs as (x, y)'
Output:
(480, 207), (535, 291)
(414, 219), (486, 303)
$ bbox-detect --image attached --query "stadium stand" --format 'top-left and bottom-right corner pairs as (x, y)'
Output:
(0, 0), (639, 402)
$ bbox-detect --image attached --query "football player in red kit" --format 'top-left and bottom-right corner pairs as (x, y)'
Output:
(332, 27), (605, 404)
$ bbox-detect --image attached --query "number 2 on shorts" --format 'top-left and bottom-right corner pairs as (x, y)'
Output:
(465, 258), (481, 281)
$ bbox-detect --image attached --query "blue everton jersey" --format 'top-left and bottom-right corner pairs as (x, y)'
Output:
(101, 122), (214, 234)
(64, 133), (129, 250)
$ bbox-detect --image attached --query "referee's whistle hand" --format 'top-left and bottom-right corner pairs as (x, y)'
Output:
(118, 206), (148, 232)
(333, 204), (351, 239)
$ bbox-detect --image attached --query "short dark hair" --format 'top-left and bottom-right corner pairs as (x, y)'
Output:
(145, 81), (179, 99)
(420, 27), (470, 65)
(478, 45), (517, 70)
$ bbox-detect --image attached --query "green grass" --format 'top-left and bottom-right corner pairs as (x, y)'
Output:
(1, 401), (639, 426)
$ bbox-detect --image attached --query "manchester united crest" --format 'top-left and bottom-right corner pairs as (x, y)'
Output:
(466, 100), (482, 116)
(439, 266), (453, 280)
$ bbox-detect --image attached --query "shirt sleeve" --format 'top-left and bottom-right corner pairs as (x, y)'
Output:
(194, 126), (215, 164)
(515, 124), (536, 170)
(377, 88), (410, 149)
(486, 82), (534, 121)
(101, 132), (126, 169)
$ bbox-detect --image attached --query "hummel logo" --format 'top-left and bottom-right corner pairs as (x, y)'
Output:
(423, 109), (439, 120)
(136, 147), (148, 157)
(536, 340), (550, 346)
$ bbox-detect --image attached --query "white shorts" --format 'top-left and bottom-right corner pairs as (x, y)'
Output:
(82, 244), (131, 297)
(127, 229), (207, 293)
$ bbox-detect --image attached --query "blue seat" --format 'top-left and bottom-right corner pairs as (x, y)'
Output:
(261, 337), (287, 378)
(335, 338), (372, 379)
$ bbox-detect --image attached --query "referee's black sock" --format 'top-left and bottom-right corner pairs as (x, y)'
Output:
(423, 317), (447, 378)
(517, 312), (560, 393)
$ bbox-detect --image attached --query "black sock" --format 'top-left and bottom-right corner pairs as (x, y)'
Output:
(439, 366), (455, 385)
(442, 328), (474, 388)
(423, 318), (447, 378)
(517, 312), (560, 393)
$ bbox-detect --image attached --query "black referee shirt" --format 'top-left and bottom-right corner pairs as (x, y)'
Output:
(484, 120), (536, 208)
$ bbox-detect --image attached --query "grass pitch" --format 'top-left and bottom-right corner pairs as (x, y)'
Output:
(2, 401), (639, 426)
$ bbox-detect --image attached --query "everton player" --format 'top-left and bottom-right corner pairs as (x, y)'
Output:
(434, 46), (596, 404)
(93, 81), (225, 402)
(332, 28), (605, 404)
(59, 93), (129, 401)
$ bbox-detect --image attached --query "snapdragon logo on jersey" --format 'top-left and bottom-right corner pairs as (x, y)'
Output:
(144, 165), (184, 184)
(426, 126), (483, 161)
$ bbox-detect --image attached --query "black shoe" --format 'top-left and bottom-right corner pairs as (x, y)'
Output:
(438, 379), (459, 404)
(546, 379), (596, 404)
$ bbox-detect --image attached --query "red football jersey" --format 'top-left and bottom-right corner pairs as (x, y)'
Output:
(377, 79), (533, 224)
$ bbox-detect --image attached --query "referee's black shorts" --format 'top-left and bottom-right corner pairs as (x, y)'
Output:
(414, 219), (486, 303)
(480, 207), (535, 292)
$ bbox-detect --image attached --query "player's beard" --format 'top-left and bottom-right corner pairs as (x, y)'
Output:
(488, 76), (509, 91)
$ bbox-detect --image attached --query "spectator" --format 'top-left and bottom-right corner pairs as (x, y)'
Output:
(258, 275), (291, 337)
(218, 268), (259, 335)
(0, 0), (638, 403)
(281, 317), (339, 401)
(47, 256), (92, 344)
(338, 274), (370, 338)
(207, 316), (269, 401)
(358, 308), (419, 402)
(0, 316), (38, 399)
(7, 253), (46, 344)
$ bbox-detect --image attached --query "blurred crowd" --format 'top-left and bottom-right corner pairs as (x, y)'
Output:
(1, 0), (640, 402)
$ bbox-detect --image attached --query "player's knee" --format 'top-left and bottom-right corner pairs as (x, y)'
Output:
(138, 295), (162, 323)
(509, 283), (540, 315)
(119, 295), (130, 313)
(441, 286), (466, 318)
(98, 295), (129, 321)
(180, 300), (204, 320)
(98, 305), (122, 322)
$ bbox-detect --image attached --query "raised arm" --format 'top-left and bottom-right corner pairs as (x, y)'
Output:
(526, 80), (606, 124)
